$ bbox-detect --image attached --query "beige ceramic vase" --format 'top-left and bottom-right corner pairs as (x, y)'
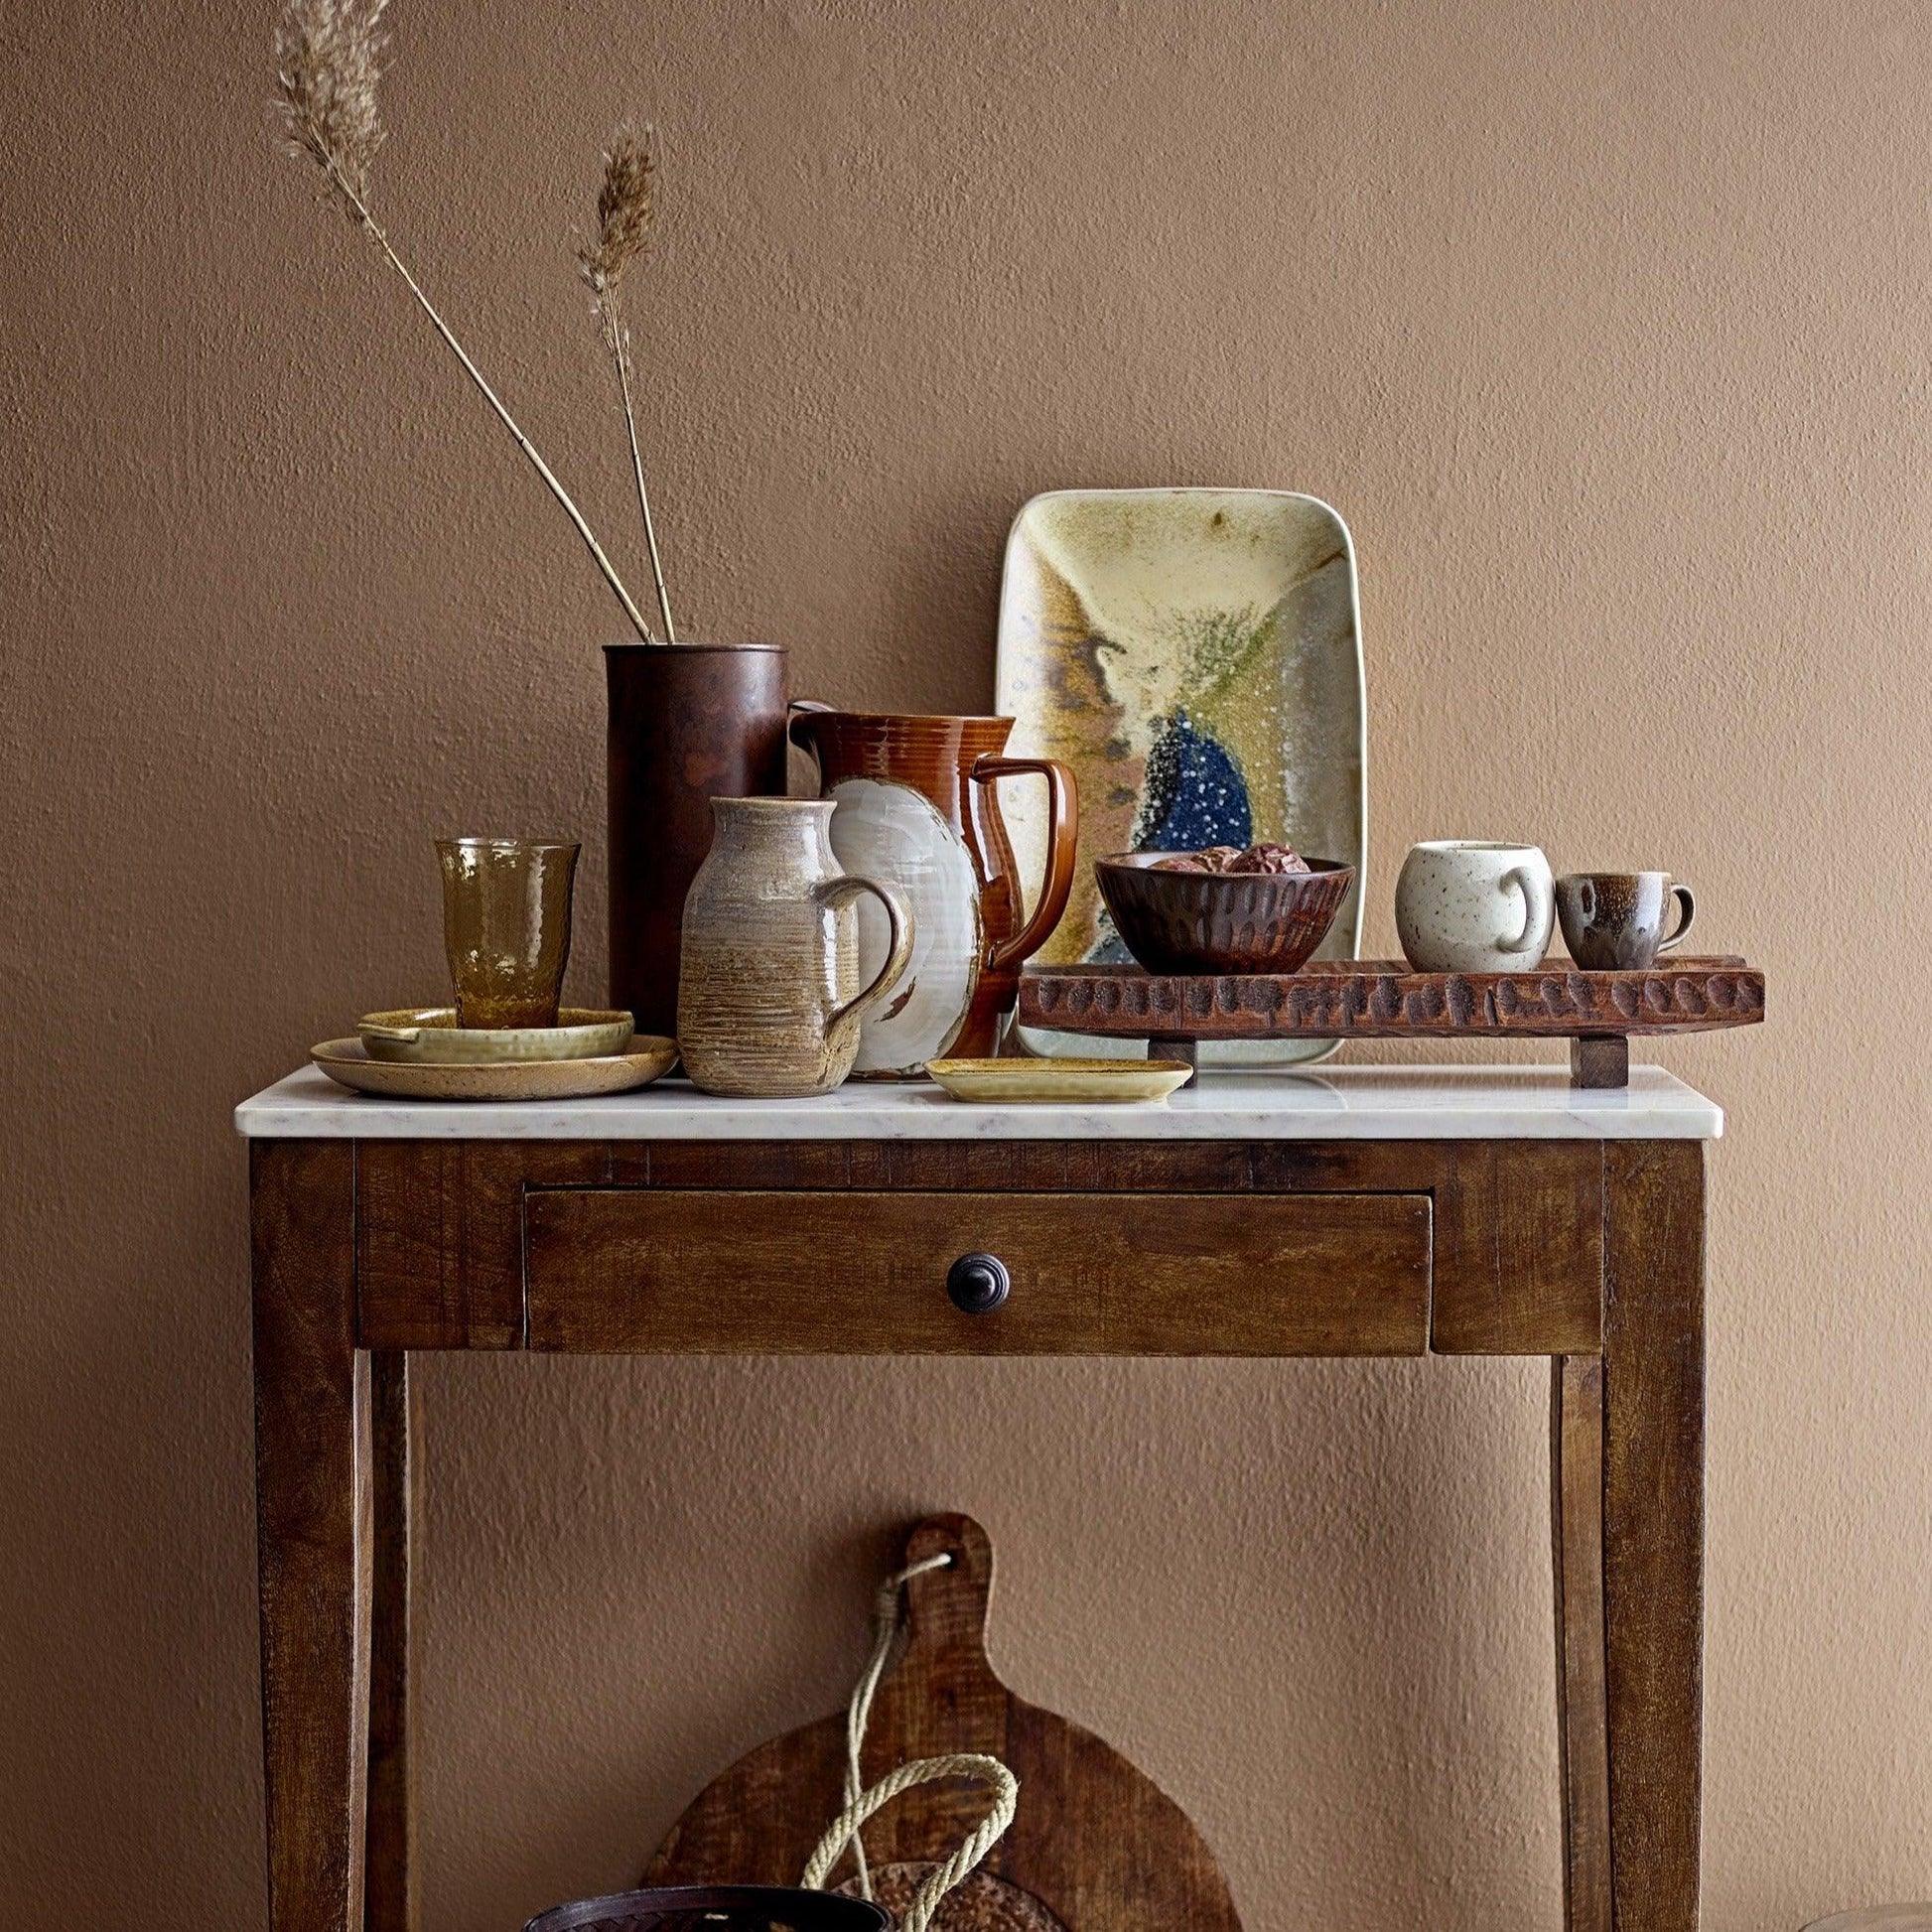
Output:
(676, 798), (915, 1098)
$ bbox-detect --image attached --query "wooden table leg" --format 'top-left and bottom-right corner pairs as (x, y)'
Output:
(1601, 1141), (1706, 1930)
(252, 1141), (372, 1932)
(1552, 1354), (1611, 1932)
(365, 1353), (418, 1932)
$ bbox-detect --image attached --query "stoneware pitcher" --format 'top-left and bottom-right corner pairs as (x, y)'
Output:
(788, 708), (1078, 1075)
(676, 798), (914, 1098)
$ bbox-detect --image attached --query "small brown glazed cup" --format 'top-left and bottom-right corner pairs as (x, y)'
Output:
(1556, 871), (1695, 971)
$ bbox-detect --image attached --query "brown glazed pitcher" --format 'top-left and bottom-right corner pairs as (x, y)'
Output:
(788, 708), (1078, 1073)
(606, 643), (789, 1037)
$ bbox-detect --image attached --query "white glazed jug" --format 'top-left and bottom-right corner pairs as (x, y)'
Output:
(1395, 840), (1555, 972)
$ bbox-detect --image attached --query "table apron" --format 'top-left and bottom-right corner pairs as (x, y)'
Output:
(347, 1139), (1606, 1357)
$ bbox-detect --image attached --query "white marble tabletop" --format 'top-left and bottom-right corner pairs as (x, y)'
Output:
(234, 1062), (1723, 1141)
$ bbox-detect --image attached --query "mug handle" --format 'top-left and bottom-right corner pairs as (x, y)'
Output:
(813, 875), (915, 1034)
(971, 756), (1080, 971)
(1658, 883), (1697, 954)
(1498, 864), (1549, 955)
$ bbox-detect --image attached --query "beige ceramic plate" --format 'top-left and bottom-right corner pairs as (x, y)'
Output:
(313, 1036), (675, 1100)
(925, 1056), (1193, 1104)
(357, 1007), (634, 1063)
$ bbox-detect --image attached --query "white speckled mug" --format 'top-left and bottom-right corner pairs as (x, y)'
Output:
(1395, 840), (1555, 972)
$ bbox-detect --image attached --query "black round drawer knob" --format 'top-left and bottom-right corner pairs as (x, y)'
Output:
(946, 1252), (1011, 1314)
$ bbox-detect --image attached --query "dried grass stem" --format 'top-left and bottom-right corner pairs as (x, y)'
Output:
(581, 125), (676, 643)
(277, 0), (652, 642)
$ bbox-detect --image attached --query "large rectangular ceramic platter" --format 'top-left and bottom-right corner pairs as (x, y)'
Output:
(995, 486), (1366, 1065)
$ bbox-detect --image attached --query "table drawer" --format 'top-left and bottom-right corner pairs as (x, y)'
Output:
(523, 1189), (1432, 1355)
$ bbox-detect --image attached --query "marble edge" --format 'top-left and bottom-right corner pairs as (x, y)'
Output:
(233, 1065), (1724, 1142)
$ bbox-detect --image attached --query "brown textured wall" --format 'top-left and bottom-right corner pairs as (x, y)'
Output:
(1, 0), (1926, 1925)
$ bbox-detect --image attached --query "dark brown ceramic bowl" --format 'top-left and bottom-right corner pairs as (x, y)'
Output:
(522, 1886), (891, 1931)
(1094, 853), (1355, 974)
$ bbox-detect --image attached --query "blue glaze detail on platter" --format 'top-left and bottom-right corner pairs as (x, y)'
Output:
(994, 485), (1367, 1065)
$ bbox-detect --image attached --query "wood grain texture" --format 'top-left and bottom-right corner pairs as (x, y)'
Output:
(1241, 1142), (1602, 1353)
(645, 1515), (1242, 1931)
(252, 1140), (370, 1932)
(1602, 1141), (1706, 1931)
(356, 1141), (609, 1348)
(1424, 1141), (1604, 1354)
(1572, 1035), (1632, 1089)
(626, 1141), (1257, 1193)
(364, 1353), (417, 1932)
(524, 1188), (1432, 1356)
(1552, 1356), (1611, 1932)
(1019, 956), (1763, 1039)
(351, 1140), (1596, 1359)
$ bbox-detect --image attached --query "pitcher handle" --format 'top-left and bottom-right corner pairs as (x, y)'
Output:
(786, 698), (836, 760)
(971, 757), (1080, 971)
(813, 875), (914, 1035)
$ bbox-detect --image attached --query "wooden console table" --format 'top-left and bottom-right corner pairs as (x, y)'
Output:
(237, 1063), (1724, 1932)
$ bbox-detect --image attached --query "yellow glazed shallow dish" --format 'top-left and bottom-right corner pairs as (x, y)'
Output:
(357, 1007), (634, 1064)
(313, 1035), (675, 1100)
(925, 1056), (1193, 1104)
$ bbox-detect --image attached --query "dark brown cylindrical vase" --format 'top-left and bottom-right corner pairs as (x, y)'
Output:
(606, 643), (788, 1037)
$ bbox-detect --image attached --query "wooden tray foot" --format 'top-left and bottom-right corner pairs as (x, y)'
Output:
(1571, 1036), (1629, 1089)
(1150, 1037), (1199, 1088)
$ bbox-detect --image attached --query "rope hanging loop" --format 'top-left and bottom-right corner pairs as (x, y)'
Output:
(800, 1751), (1020, 1932)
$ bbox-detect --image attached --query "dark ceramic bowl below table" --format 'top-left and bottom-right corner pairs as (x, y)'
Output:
(1094, 853), (1355, 974)
(522, 1885), (892, 1932)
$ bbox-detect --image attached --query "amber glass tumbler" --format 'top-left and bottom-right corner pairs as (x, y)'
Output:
(436, 837), (581, 1029)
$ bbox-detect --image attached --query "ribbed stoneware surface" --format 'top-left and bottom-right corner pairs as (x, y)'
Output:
(676, 798), (911, 1097)
(1094, 855), (1353, 974)
(522, 1885), (891, 1932)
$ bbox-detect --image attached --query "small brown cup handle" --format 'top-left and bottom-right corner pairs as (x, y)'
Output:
(1659, 883), (1697, 954)
(813, 875), (915, 1034)
(972, 756), (1081, 971)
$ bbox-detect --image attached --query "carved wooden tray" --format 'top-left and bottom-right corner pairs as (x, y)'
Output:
(1018, 955), (1763, 1088)
(643, 1514), (1241, 1931)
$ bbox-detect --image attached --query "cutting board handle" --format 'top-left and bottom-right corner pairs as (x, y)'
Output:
(897, 1514), (1000, 1686)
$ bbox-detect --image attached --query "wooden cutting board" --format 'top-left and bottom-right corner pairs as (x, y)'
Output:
(644, 1514), (1242, 1931)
